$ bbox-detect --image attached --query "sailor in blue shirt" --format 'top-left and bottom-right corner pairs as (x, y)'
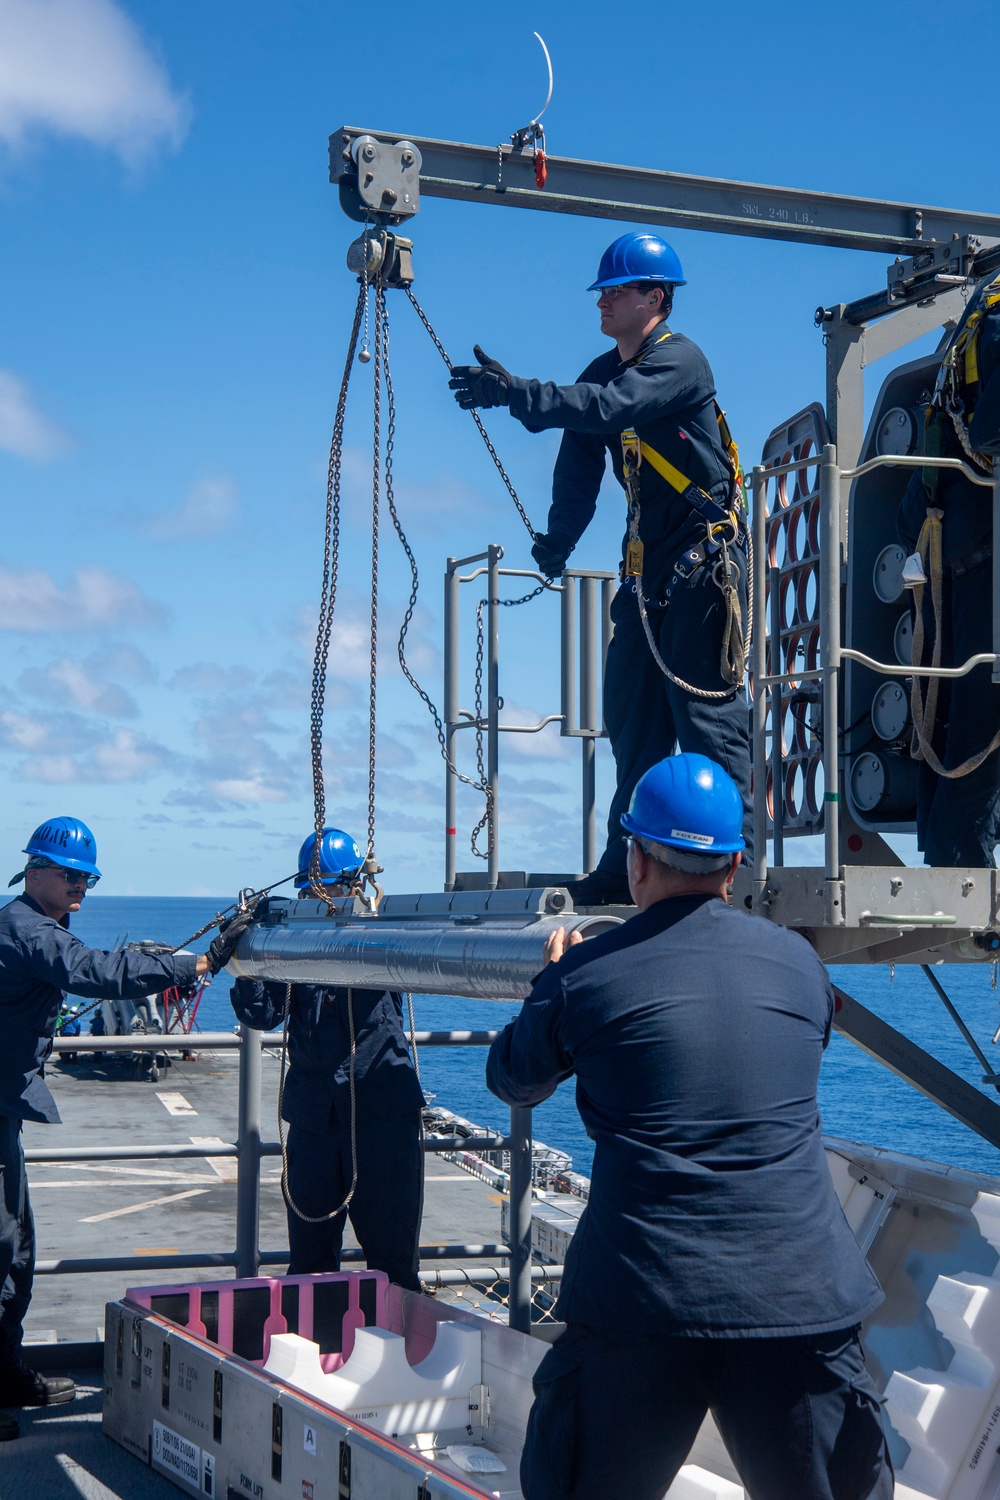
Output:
(450, 233), (752, 905)
(487, 757), (891, 1500)
(897, 275), (1000, 866)
(0, 817), (241, 1434)
(230, 829), (424, 1289)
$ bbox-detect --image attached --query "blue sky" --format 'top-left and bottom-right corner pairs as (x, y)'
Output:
(1, 0), (995, 896)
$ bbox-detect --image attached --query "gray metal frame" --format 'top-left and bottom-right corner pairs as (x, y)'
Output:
(35, 1027), (542, 1333)
(329, 128), (1000, 254)
(444, 550), (616, 891)
(746, 447), (1000, 956)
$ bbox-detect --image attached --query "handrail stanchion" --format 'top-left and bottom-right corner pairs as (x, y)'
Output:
(770, 560), (784, 867)
(752, 466), (769, 909)
(487, 544), (502, 890)
(580, 575), (598, 873)
(508, 1104), (533, 1333)
(820, 444), (844, 925)
(993, 459), (1000, 685)
(444, 557), (461, 891)
(235, 1024), (263, 1278)
(601, 576), (614, 726)
(561, 575), (576, 735)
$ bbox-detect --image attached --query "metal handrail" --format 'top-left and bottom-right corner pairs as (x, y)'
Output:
(444, 551), (616, 890)
(838, 648), (998, 679)
(33, 1024), (542, 1332)
(842, 452), (995, 485)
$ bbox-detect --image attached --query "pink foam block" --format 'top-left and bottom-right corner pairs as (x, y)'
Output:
(126, 1269), (390, 1369)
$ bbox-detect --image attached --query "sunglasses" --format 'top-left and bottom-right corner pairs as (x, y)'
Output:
(49, 866), (100, 889)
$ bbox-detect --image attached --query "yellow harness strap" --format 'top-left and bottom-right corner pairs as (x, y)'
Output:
(633, 436), (689, 494)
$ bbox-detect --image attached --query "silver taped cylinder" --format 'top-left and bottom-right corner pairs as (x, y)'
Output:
(228, 912), (623, 1000)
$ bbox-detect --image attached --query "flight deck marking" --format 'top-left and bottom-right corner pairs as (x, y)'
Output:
(80, 1187), (208, 1222)
(156, 1091), (198, 1116)
(190, 1136), (239, 1181)
(33, 1179), (219, 1188)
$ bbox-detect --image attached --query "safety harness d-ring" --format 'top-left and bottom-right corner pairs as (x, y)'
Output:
(712, 554), (736, 590)
(619, 427), (749, 699)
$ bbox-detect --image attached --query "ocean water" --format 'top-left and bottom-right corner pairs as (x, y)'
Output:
(17, 894), (1000, 1182)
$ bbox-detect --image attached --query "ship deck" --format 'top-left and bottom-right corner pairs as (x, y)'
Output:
(6, 1046), (512, 1499)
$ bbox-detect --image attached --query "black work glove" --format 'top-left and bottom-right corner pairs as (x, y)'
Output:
(531, 530), (574, 579)
(448, 345), (512, 410)
(206, 909), (255, 976)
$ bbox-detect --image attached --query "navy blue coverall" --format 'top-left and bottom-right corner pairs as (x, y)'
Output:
(230, 979), (424, 1288)
(508, 326), (752, 877)
(0, 893), (198, 1364)
(898, 305), (1000, 866)
(487, 895), (891, 1500)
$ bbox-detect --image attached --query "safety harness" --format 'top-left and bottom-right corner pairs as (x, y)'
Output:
(618, 332), (749, 698)
(910, 271), (1000, 778)
(924, 269), (1000, 497)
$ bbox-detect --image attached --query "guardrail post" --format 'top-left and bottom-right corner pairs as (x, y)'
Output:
(560, 575), (576, 735)
(508, 1104), (533, 1333)
(751, 466), (769, 909)
(993, 460), (1000, 684)
(487, 544), (502, 890)
(235, 1024), (263, 1278)
(580, 575), (599, 873)
(769, 560), (784, 867)
(444, 558), (461, 890)
(820, 444), (844, 925)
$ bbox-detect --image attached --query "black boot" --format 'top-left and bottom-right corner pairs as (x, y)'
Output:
(0, 1410), (17, 1440)
(0, 1357), (76, 1407)
(563, 869), (633, 907)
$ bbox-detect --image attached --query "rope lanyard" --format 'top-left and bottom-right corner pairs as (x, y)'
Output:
(909, 507), (1000, 778)
(621, 435), (750, 700)
(278, 983), (359, 1224)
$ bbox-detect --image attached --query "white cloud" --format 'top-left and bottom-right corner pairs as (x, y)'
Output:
(0, 371), (71, 459)
(170, 661), (254, 693)
(147, 474), (240, 541)
(0, 562), (165, 631)
(19, 656), (137, 717)
(209, 776), (289, 805)
(0, 0), (190, 166)
(90, 728), (163, 780)
(0, 709), (50, 751)
(0, 711), (169, 782)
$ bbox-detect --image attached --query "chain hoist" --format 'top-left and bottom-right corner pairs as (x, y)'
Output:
(309, 283), (366, 906)
(310, 227), (547, 872)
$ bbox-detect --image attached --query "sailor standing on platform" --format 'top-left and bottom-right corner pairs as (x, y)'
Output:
(0, 817), (244, 1441)
(487, 755), (892, 1500)
(898, 271), (1000, 866)
(449, 234), (752, 905)
(229, 829), (425, 1289)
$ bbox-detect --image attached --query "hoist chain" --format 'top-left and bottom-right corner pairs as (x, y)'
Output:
(308, 281), (547, 872)
(380, 299), (496, 861)
(404, 286), (539, 542)
(309, 282), (366, 903)
(367, 287), (383, 863)
(470, 583), (548, 857)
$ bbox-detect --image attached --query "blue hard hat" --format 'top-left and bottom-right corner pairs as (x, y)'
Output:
(621, 754), (744, 856)
(588, 232), (686, 290)
(23, 817), (101, 877)
(295, 828), (363, 888)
